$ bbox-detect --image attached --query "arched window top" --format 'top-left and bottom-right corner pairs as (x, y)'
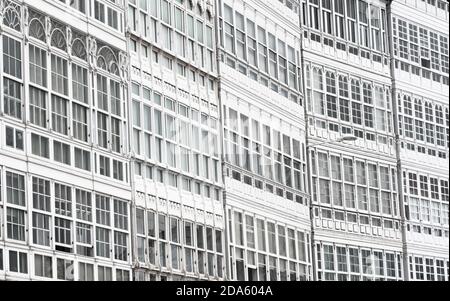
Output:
(305, 65), (311, 86)
(326, 71), (336, 93)
(29, 18), (46, 42)
(338, 75), (348, 82)
(312, 68), (323, 90)
(51, 28), (67, 51)
(374, 85), (383, 92)
(374, 86), (384, 107)
(97, 56), (107, 71)
(414, 99), (423, 118)
(188, 0), (194, 10)
(362, 82), (372, 104)
(362, 82), (372, 89)
(97, 45), (119, 76)
(197, 3), (204, 14)
(445, 108), (449, 126)
(110, 62), (119, 76)
(338, 75), (349, 97)
(72, 38), (87, 60)
(424, 102), (434, 122)
(351, 79), (361, 100)
(351, 78), (360, 86)
(435, 105), (444, 124)
(206, 7), (213, 20)
(402, 96), (413, 115)
(313, 67), (322, 75)
(2, 2), (21, 32)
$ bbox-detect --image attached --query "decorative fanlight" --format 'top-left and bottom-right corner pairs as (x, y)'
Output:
(197, 0), (205, 14)
(206, 0), (215, 17)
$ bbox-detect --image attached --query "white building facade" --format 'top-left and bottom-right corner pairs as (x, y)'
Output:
(217, 0), (312, 281)
(126, 0), (225, 281)
(0, 0), (132, 280)
(302, 0), (405, 281)
(390, 0), (449, 281)
(0, 0), (448, 282)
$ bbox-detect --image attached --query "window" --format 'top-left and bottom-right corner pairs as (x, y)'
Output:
(9, 251), (27, 274)
(51, 55), (68, 95)
(111, 80), (121, 116)
(29, 86), (47, 128)
(57, 258), (74, 280)
(72, 64), (88, 103)
(98, 266), (112, 281)
(76, 222), (92, 246)
(52, 95), (68, 135)
(5, 126), (23, 150)
(29, 45), (47, 87)
(55, 217), (71, 246)
(97, 112), (108, 148)
(55, 183), (72, 217)
(323, 245), (335, 271)
(415, 257), (424, 280)
(370, 189), (380, 213)
(409, 173), (418, 195)
(70, 0), (86, 13)
(349, 248), (360, 273)
(436, 260), (445, 281)
(441, 180), (449, 202)
(380, 166), (390, 190)
(234, 212), (244, 246)
(31, 133), (49, 158)
(278, 225), (287, 257)
(3, 36), (22, 78)
(114, 199), (128, 230)
(96, 195), (111, 226)
(3, 77), (22, 119)
(111, 160), (124, 182)
(76, 189), (92, 222)
(148, 211), (156, 238)
(96, 227), (111, 258)
(78, 262), (94, 281)
(345, 184), (356, 208)
(116, 269), (130, 281)
(94, 1), (105, 23)
(336, 246), (347, 273)
(114, 231), (128, 261)
(54, 141), (71, 165)
(97, 75), (108, 111)
(107, 7), (118, 29)
(425, 258), (435, 281)
(74, 147), (91, 171)
(343, 158), (354, 182)
(32, 177), (50, 211)
(99, 155), (111, 177)
(6, 171), (26, 206)
(7, 208), (26, 241)
(385, 253), (396, 277)
(72, 103), (88, 142)
(267, 222), (277, 254)
(34, 254), (52, 278)
(245, 216), (255, 249)
(381, 192), (392, 215)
